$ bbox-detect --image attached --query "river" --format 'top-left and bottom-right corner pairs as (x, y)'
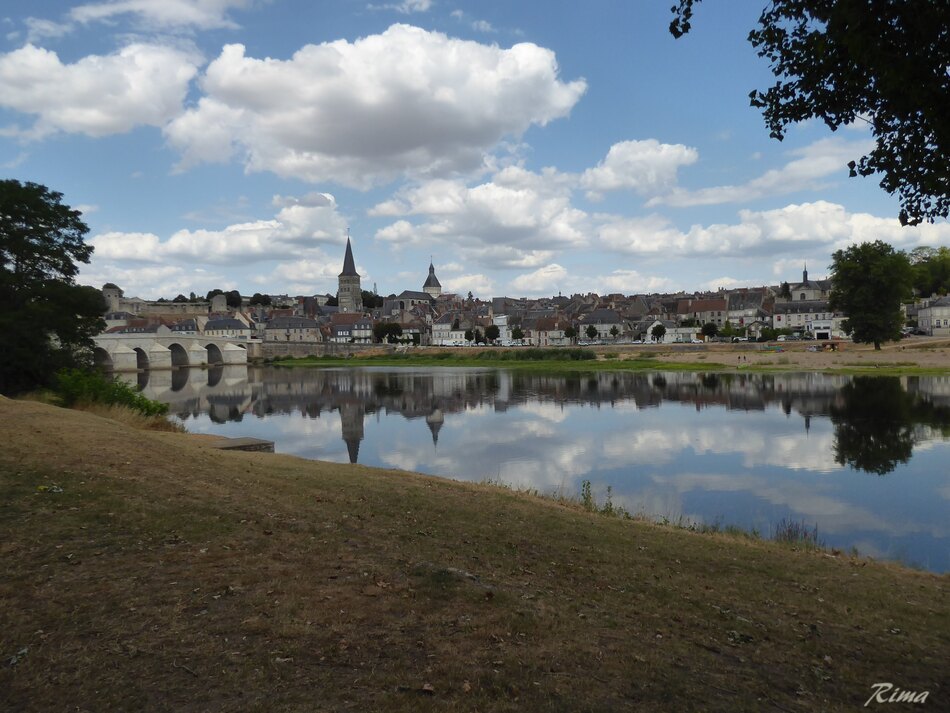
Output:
(128, 365), (950, 572)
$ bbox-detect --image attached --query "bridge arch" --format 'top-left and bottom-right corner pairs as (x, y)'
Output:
(93, 347), (113, 370)
(134, 347), (149, 370)
(168, 342), (189, 367)
(206, 343), (224, 365)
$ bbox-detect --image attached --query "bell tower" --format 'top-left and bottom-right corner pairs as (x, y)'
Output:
(337, 233), (362, 313)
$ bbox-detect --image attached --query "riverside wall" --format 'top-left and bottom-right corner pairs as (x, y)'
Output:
(258, 342), (395, 360)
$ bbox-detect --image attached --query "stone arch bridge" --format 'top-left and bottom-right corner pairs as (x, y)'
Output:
(93, 332), (253, 371)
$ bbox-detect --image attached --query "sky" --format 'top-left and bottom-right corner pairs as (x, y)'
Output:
(2, 0), (948, 301)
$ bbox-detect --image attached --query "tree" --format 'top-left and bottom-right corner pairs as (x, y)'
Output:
(564, 326), (577, 343)
(670, 0), (950, 225)
(0, 180), (106, 394)
(225, 290), (242, 309)
(909, 246), (950, 297)
(206, 288), (224, 302)
(780, 281), (791, 300)
(701, 322), (718, 339)
(464, 329), (474, 342)
(511, 326), (525, 341)
(361, 290), (384, 308)
(609, 325), (620, 341)
(485, 324), (500, 342)
(373, 322), (403, 343)
(829, 240), (913, 349)
(249, 292), (272, 306)
(585, 324), (599, 341)
(651, 323), (667, 342)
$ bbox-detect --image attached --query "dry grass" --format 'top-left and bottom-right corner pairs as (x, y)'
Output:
(0, 397), (947, 712)
(72, 402), (186, 432)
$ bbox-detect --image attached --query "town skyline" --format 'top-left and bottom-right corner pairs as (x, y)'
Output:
(2, 1), (948, 300)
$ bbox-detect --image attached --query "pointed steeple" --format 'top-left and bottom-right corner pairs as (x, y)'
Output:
(423, 257), (441, 298)
(426, 408), (444, 448)
(802, 262), (808, 283)
(423, 259), (441, 288)
(340, 236), (359, 277)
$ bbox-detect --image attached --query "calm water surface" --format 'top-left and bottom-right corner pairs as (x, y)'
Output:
(131, 366), (950, 572)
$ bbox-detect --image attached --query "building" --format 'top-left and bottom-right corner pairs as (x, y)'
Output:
(329, 313), (373, 343)
(677, 298), (728, 327)
(204, 317), (253, 341)
(778, 265), (832, 303)
(918, 296), (950, 336)
(772, 301), (847, 337)
(337, 236), (363, 313)
(423, 259), (442, 299)
(264, 316), (321, 342)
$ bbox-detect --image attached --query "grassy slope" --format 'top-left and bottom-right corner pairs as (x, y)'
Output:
(0, 398), (947, 712)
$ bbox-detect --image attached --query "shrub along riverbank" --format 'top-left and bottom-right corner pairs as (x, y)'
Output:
(272, 347), (711, 372)
(1, 397), (946, 711)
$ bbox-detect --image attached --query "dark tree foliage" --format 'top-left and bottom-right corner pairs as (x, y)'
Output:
(909, 246), (950, 297)
(361, 290), (384, 308)
(206, 288), (224, 302)
(585, 324), (599, 340)
(829, 376), (950, 475)
(701, 322), (718, 338)
(651, 323), (667, 341)
(829, 240), (912, 349)
(511, 326), (525, 341)
(671, 0), (950, 225)
(249, 292), (272, 306)
(373, 322), (403, 343)
(485, 324), (500, 342)
(0, 180), (105, 394)
(225, 290), (242, 309)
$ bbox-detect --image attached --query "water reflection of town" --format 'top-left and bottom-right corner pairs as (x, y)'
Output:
(128, 366), (950, 473)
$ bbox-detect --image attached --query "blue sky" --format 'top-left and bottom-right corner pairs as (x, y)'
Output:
(2, 0), (948, 300)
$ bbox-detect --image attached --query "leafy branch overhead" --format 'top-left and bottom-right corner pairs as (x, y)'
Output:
(670, 0), (950, 225)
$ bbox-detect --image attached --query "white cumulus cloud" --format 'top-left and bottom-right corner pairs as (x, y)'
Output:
(650, 137), (875, 207)
(89, 193), (348, 267)
(0, 43), (200, 139)
(164, 25), (586, 186)
(597, 201), (950, 259)
(581, 139), (698, 201)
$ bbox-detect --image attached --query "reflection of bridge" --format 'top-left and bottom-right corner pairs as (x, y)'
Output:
(94, 332), (249, 371)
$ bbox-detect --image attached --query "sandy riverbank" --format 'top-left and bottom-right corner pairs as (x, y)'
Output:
(616, 336), (950, 372)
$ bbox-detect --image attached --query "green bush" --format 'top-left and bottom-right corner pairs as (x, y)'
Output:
(478, 347), (595, 362)
(53, 369), (168, 417)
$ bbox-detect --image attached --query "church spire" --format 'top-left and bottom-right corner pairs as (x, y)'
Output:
(340, 235), (359, 277)
(803, 262), (808, 283)
(423, 256), (441, 297)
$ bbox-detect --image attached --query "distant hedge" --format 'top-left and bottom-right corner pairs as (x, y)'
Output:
(472, 348), (595, 362)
